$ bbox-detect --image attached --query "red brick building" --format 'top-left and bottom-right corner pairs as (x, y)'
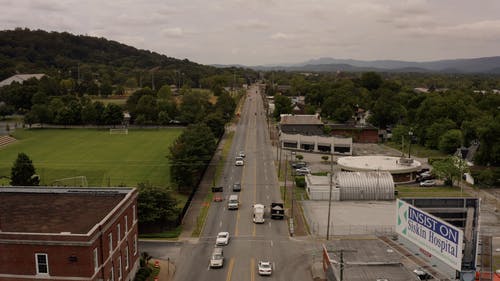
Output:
(0, 187), (139, 281)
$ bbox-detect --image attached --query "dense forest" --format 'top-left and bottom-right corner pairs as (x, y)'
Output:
(0, 28), (257, 88)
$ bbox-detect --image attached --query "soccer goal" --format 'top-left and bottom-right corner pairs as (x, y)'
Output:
(109, 128), (128, 135)
(52, 176), (88, 187)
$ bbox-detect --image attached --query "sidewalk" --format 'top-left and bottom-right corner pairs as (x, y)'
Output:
(179, 125), (235, 238)
(154, 259), (175, 281)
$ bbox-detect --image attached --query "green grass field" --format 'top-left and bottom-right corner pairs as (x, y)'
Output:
(0, 128), (183, 188)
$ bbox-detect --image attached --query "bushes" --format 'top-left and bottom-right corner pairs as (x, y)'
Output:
(133, 267), (152, 281)
(295, 176), (305, 188)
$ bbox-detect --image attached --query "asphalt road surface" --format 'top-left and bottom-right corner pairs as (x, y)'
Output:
(173, 85), (312, 281)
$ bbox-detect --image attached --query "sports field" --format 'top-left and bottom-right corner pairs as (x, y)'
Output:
(0, 128), (183, 188)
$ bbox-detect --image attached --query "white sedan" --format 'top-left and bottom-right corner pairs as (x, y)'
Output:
(216, 232), (230, 246)
(258, 261), (273, 276)
(295, 167), (311, 175)
(419, 180), (436, 187)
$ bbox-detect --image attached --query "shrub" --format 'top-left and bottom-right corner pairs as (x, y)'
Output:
(295, 154), (303, 161)
(295, 176), (305, 188)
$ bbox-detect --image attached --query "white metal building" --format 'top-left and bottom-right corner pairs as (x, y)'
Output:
(305, 171), (394, 201)
(336, 171), (395, 200)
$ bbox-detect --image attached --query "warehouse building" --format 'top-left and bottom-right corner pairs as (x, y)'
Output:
(305, 171), (394, 201)
(0, 187), (139, 281)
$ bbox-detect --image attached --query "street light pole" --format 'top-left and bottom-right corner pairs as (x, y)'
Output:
(326, 151), (334, 240)
(284, 153), (288, 203)
(408, 130), (413, 158)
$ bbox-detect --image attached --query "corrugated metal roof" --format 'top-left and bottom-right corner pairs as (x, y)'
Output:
(335, 171), (394, 188)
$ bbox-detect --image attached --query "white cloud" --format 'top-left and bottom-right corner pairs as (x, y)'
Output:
(162, 27), (185, 38)
(270, 32), (294, 40)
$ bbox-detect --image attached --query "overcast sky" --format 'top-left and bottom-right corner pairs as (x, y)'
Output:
(1, 0), (500, 65)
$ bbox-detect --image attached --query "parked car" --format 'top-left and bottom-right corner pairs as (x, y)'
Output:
(216, 232), (230, 246)
(295, 167), (311, 175)
(258, 261), (273, 276)
(420, 180), (436, 187)
(291, 161), (307, 169)
(232, 182), (241, 192)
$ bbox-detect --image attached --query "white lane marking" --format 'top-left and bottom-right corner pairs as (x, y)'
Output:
(271, 240), (274, 247)
(220, 220), (222, 228)
(266, 195), (270, 200)
(269, 221), (272, 228)
(265, 185), (268, 189)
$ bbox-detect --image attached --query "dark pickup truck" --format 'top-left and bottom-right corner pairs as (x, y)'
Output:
(270, 202), (285, 220)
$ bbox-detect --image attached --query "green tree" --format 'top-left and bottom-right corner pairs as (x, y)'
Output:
(179, 90), (211, 124)
(169, 123), (216, 192)
(204, 112), (226, 138)
(137, 182), (180, 230)
(135, 95), (158, 123)
(360, 72), (382, 91)
(432, 157), (468, 186)
(10, 153), (39, 186)
(273, 95), (292, 120)
(438, 129), (463, 154)
(425, 119), (456, 149)
(157, 85), (172, 100)
(103, 104), (123, 125)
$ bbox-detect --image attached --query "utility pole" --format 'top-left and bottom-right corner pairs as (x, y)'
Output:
(408, 130), (413, 158)
(278, 143), (282, 177)
(330, 249), (357, 281)
(326, 151), (334, 240)
(283, 153), (288, 203)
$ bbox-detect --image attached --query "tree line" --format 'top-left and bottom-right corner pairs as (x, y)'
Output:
(268, 71), (500, 168)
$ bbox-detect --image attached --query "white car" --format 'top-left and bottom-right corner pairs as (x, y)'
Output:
(238, 151), (246, 158)
(295, 167), (311, 175)
(258, 261), (273, 276)
(216, 232), (230, 246)
(420, 180), (436, 187)
(235, 156), (244, 166)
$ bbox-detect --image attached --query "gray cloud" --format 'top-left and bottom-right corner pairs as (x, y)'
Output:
(0, 0), (499, 65)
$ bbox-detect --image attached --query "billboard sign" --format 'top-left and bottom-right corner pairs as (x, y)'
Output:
(396, 199), (463, 270)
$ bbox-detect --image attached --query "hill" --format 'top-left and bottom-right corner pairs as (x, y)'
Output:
(0, 28), (247, 85)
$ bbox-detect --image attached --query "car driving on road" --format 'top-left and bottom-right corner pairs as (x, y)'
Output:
(232, 182), (241, 192)
(216, 232), (230, 246)
(235, 156), (244, 166)
(258, 261), (273, 276)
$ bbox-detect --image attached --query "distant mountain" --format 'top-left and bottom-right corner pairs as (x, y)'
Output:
(250, 56), (500, 74)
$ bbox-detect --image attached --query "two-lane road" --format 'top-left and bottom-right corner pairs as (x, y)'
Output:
(174, 85), (311, 281)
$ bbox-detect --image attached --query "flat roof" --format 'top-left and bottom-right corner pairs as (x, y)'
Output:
(338, 156), (421, 174)
(325, 239), (418, 281)
(0, 187), (131, 234)
(280, 114), (323, 125)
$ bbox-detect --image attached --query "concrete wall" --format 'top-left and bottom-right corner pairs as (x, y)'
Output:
(280, 133), (353, 155)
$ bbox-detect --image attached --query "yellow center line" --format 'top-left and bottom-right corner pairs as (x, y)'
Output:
(250, 258), (255, 281)
(226, 257), (235, 281)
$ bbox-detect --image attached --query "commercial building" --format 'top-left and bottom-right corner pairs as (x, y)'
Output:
(0, 187), (139, 281)
(279, 114), (353, 155)
(337, 155), (422, 183)
(305, 171), (394, 201)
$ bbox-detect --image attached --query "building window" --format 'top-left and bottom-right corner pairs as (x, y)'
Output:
(117, 223), (121, 241)
(35, 253), (49, 275)
(118, 256), (122, 280)
(93, 248), (99, 272)
(125, 246), (129, 269)
(124, 215), (128, 234)
(110, 264), (114, 281)
(133, 235), (137, 255)
(109, 233), (113, 254)
(133, 205), (136, 222)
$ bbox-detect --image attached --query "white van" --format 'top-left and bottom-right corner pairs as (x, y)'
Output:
(253, 204), (265, 223)
(210, 247), (224, 268)
(228, 194), (239, 210)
